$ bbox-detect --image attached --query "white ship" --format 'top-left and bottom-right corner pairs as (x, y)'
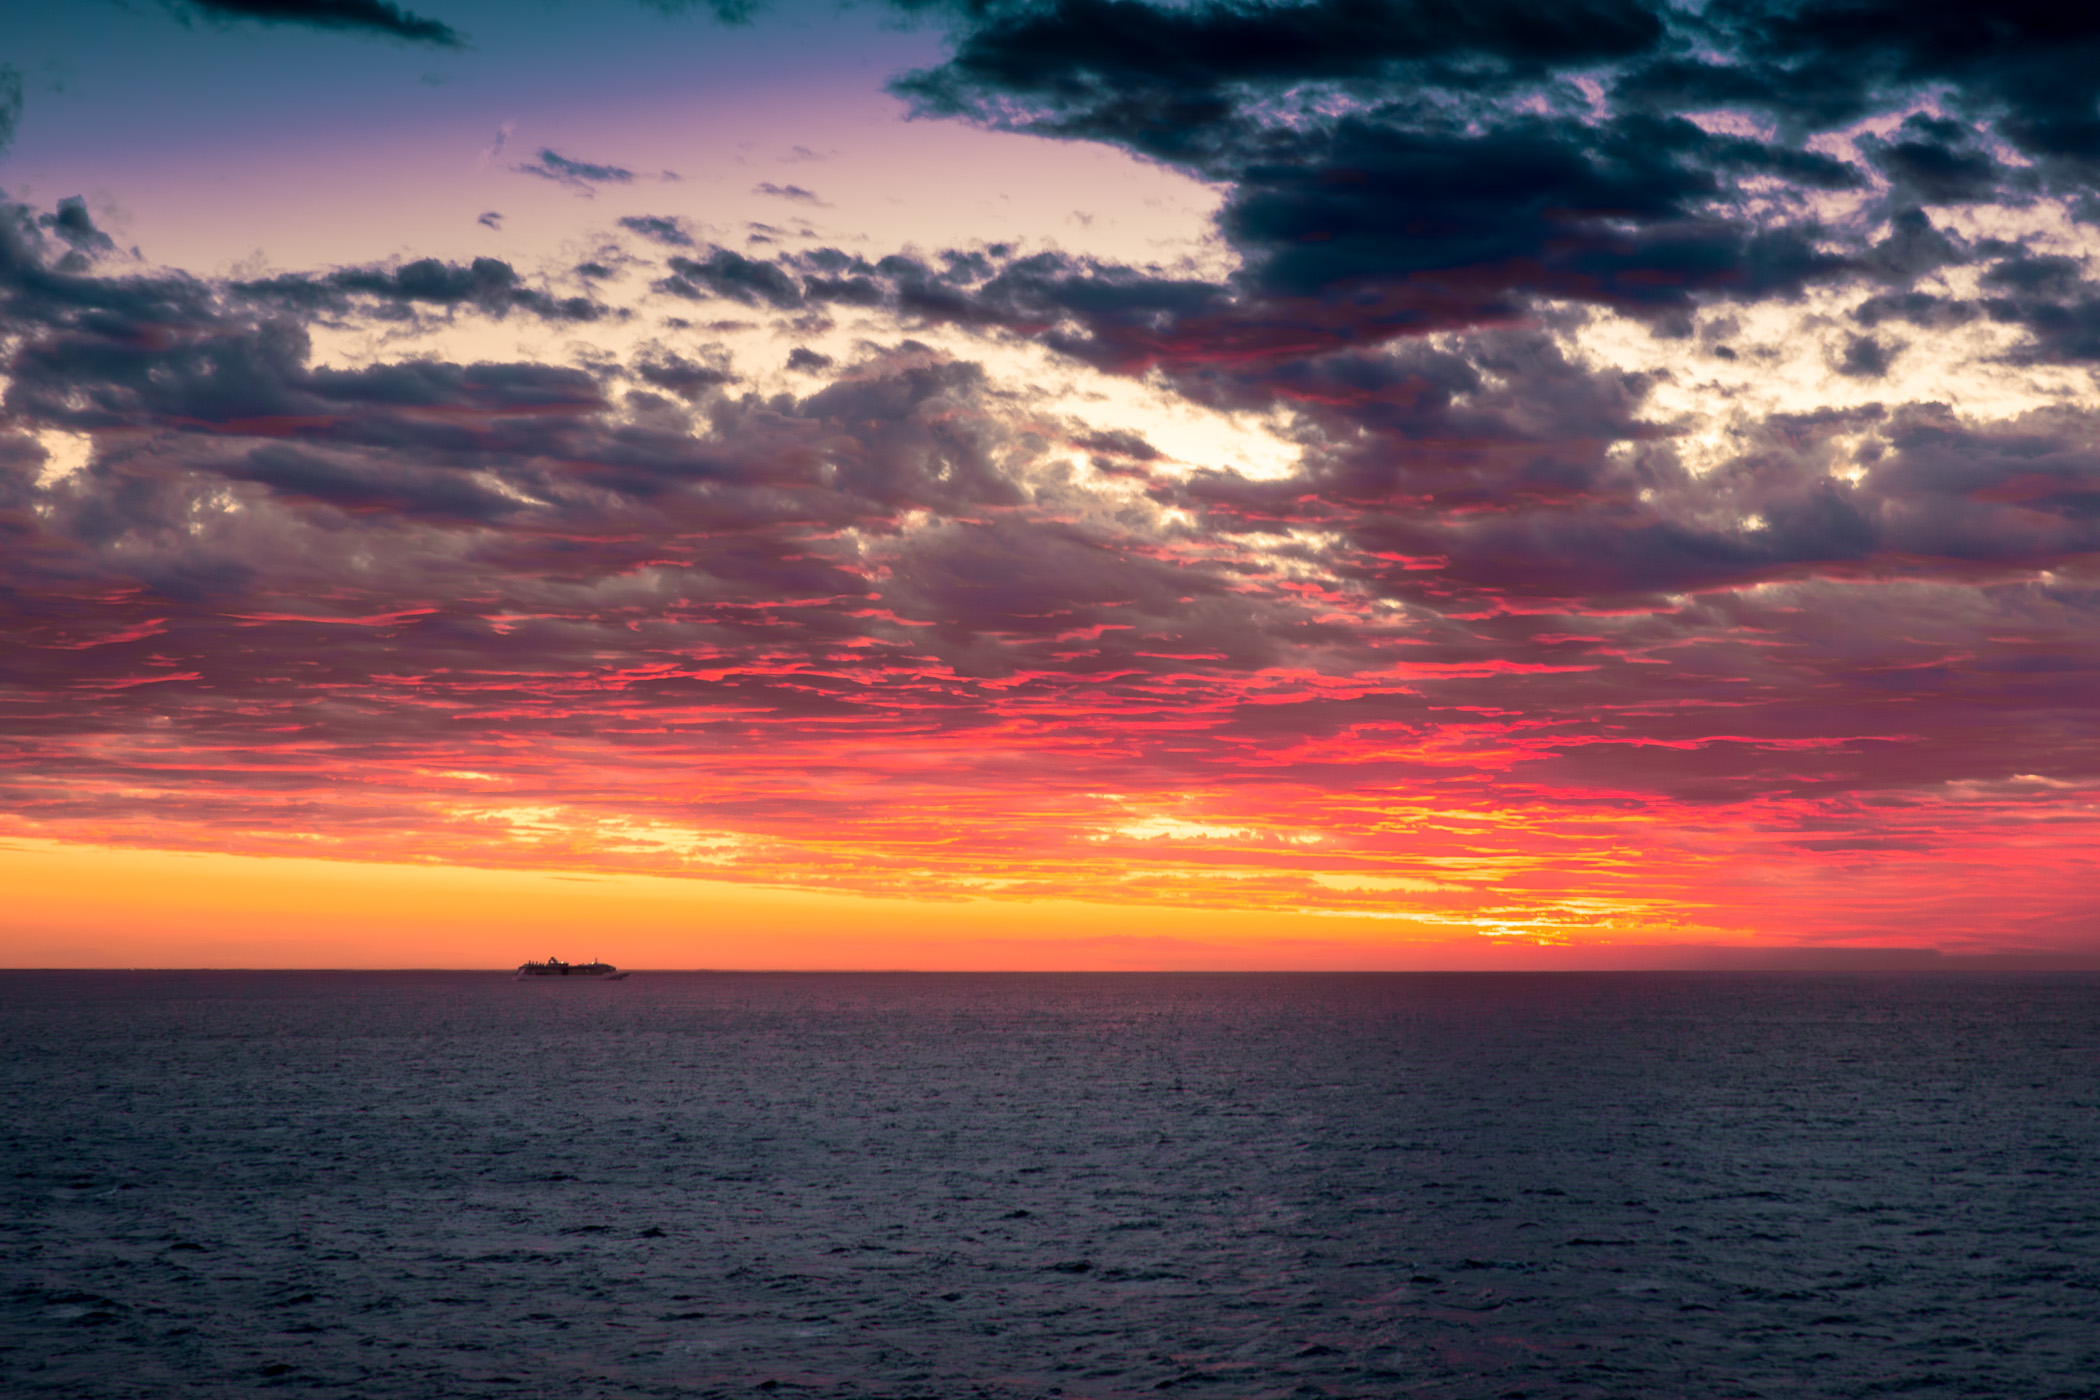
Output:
(514, 956), (628, 980)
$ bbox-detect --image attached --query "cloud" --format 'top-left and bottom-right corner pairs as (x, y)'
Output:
(476, 121), (515, 171)
(1833, 333), (1900, 379)
(1861, 115), (2011, 206)
(15, 0), (2100, 958)
(0, 65), (21, 160)
(235, 254), (604, 322)
(178, 0), (465, 47)
(516, 148), (637, 195)
(1675, 2), (2100, 172)
(656, 246), (806, 308)
(896, 0), (1666, 114)
(35, 197), (117, 271)
(882, 0), (2100, 361)
(754, 182), (824, 204)
(636, 0), (765, 24)
(618, 214), (696, 247)
(632, 350), (736, 399)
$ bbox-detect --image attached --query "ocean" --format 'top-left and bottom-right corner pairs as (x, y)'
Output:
(2, 971), (2095, 1398)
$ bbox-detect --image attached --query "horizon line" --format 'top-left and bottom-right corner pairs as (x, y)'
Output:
(11, 955), (2100, 974)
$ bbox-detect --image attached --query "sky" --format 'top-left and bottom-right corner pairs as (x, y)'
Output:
(2, 0), (2098, 968)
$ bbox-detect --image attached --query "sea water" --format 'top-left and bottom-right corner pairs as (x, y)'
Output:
(2, 971), (2096, 1398)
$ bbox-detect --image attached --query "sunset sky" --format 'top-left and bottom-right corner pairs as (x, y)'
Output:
(3, 0), (2098, 967)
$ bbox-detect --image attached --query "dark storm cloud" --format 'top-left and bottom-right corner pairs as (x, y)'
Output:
(1860, 116), (2010, 206)
(179, 0), (465, 47)
(887, 0), (2100, 354)
(895, 0), (1775, 326)
(896, 0), (1666, 115)
(1213, 112), (1851, 316)
(1967, 254), (2100, 364)
(1678, 1), (2100, 170)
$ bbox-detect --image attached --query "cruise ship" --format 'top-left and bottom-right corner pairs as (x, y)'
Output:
(514, 956), (628, 980)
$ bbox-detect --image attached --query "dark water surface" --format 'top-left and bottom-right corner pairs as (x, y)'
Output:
(3, 972), (2097, 1398)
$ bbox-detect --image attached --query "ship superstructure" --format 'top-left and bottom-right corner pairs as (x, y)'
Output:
(515, 956), (627, 980)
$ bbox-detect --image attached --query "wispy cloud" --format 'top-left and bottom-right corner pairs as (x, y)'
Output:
(753, 182), (824, 205)
(475, 120), (515, 172)
(618, 214), (696, 247)
(179, 0), (466, 48)
(517, 148), (636, 196)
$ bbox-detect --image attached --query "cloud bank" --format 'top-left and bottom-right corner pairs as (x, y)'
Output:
(4, 0), (2100, 950)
